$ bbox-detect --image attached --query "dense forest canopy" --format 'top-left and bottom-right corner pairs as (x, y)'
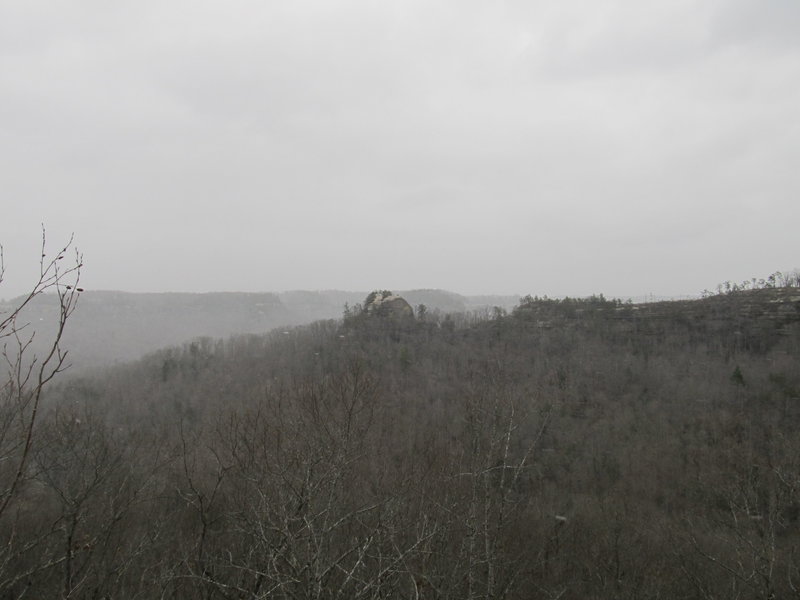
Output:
(2, 269), (800, 598)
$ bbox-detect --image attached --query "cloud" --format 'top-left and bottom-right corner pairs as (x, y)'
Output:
(1, 0), (798, 298)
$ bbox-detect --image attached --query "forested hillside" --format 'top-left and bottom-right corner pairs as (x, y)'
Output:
(1, 289), (519, 371)
(2, 288), (800, 599)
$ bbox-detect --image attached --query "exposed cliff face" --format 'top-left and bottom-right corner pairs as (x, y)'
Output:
(364, 291), (414, 319)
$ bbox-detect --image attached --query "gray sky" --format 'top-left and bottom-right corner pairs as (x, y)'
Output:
(2, 0), (798, 300)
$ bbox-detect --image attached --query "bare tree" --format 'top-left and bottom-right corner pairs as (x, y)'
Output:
(0, 230), (82, 594)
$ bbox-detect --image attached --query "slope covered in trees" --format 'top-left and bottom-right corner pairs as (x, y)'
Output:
(2, 288), (800, 599)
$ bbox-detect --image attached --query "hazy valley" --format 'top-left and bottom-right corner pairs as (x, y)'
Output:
(3, 288), (520, 372)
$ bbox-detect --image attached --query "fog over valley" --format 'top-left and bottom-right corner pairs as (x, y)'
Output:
(2, 288), (520, 371)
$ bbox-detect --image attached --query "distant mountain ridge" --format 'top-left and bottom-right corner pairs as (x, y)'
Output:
(3, 289), (520, 371)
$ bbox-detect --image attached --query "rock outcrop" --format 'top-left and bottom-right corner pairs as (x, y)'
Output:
(364, 290), (414, 319)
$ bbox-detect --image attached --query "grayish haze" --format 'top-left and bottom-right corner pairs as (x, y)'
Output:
(2, 0), (798, 300)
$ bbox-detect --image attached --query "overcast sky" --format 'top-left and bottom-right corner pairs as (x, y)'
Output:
(1, 0), (798, 300)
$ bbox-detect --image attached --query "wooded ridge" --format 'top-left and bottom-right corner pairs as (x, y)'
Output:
(2, 285), (799, 599)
